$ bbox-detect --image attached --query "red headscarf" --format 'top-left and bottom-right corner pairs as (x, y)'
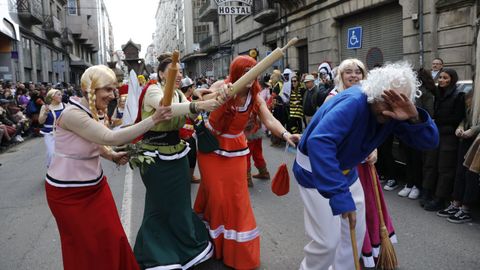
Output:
(217, 55), (262, 133)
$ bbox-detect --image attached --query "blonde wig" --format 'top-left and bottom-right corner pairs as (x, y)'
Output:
(80, 65), (117, 121)
(335, 58), (368, 92)
(45, 89), (61, 104)
(361, 61), (421, 103)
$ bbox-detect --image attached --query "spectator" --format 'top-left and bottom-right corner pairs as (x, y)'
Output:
(288, 73), (305, 134)
(270, 69), (286, 146)
(16, 86), (30, 109)
(431, 57), (444, 82)
(26, 90), (45, 136)
(422, 68), (465, 211)
(398, 68), (436, 199)
(318, 61), (335, 92)
(110, 94), (126, 129)
(0, 99), (23, 143)
(311, 71), (320, 86)
(302, 75), (321, 124)
(0, 84), (4, 99)
(437, 84), (479, 223)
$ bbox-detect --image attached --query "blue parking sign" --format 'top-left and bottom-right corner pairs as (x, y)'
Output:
(347, 26), (362, 49)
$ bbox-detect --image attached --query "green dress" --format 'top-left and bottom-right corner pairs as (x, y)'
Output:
(133, 85), (212, 269)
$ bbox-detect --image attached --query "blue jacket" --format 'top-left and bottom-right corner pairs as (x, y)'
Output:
(293, 86), (439, 215)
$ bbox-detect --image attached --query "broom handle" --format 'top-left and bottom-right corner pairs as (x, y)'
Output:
(348, 215), (361, 270)
(369, 164), (387, 228)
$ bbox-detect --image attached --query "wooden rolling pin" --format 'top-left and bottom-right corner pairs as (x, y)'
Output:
(162, 50), (180, 106)
(231, 37), (298, 94)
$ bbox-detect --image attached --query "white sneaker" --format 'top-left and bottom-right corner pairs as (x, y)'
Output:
(398, 185), (412, 197)
(408, 186), (420, 200)
(13, 135), (23, 142)
(384, 179), (398, 191)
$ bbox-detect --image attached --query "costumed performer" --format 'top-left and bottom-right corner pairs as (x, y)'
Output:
(194, 55), (300, 270)
(45, 65), (173, 270)
(38, 89), (65, 168)
(133, 54), (227, 269)
(324, 58), (397, 268)
(293, 62), (439, 270)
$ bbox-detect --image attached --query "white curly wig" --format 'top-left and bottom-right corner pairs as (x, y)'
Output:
(361, 61), (421, 103)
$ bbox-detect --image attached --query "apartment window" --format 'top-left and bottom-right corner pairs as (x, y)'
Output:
(68, 0), (78, 15)
(22, 37), (32, 68)
(35, 43), (41, 70)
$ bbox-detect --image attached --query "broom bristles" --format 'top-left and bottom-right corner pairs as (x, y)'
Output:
(377, 226), (398, 270)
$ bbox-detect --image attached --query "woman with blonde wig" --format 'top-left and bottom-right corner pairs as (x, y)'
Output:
(45, 65), (173, 270)
(39, 88), (65, 167)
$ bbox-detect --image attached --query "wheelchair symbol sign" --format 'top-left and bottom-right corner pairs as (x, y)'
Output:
(347, 26), (362, 49)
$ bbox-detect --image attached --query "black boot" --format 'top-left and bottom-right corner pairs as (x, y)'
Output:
(419, 189), (432, 208)
(424, 198), (445, 212)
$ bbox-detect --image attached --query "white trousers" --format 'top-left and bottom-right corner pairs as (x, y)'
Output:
(44, 133), (55, 168)
(298, 179), (366, 270)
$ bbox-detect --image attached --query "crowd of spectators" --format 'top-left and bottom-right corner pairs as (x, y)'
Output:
(0, 80), (80, 152)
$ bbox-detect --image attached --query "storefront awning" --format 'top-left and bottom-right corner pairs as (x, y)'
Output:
(1, 18), (20, 41)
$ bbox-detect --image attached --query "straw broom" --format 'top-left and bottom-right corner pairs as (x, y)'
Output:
(348, 215), (361, 270)
(369, 164), (398, 270)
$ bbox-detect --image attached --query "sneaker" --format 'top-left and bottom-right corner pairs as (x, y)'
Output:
(408, 186), (420, 200)
(384, 179), (398, 191)
(447, 209), (472, 224)
(398, 185), (412, 197)
(13, 135), (23, 142)
(437, 202), (459, 217)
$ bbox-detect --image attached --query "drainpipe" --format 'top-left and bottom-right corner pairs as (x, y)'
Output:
(419, 0), (424, 68)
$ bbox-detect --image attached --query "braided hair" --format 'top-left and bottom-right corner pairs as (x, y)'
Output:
(80, 65), (116, 121)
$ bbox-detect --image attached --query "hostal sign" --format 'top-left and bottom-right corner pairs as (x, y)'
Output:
(216, 0), (252, 15)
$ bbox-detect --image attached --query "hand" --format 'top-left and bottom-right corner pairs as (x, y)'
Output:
(365, 149), (378, 164)
(284, 132), (301, 147)
(381, 90), (418, 121)
(342, 211), (357, 228)
(112, 151), (129, 165)
(462, 129), (475, 139)
(44, 105), (50, 113)
(196, 99), (221, 112)
(455, 128), (464, 137)
(216, 83), (232, 105)
(193, 88), (213, 101)
(152, 105), (173, 124)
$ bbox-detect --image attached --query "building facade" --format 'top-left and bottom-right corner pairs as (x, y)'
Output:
(1, 0), (113, 84)
(194, 0), (478, 80)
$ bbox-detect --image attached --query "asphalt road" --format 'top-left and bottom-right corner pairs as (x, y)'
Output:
(1, 137), (479, 270)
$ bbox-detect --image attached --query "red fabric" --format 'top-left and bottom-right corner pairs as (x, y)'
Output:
(271, 163), (290, 196)
(4, 125), (16, 136)
(194, 153), (260, 270)
(45, 177), (139, 270)
(118, 84), (129, 95)
(247, 138), (266, 170)
(179, 96), (195, 139)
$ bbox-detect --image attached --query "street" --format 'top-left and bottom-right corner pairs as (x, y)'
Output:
(1, 137), (480, 270)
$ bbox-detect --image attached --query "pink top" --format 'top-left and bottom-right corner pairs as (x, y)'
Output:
(46, 105), (103, 188)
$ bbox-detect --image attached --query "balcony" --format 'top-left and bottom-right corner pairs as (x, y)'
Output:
(61, 28), (73, 46)
(68, 15), (90, 42)
(16, 0), (43, 25)
(253, 0), (278, 24)
(199, 0), (218, 22)
(199, 34), (219, 52)
(43, 15), (62, 38)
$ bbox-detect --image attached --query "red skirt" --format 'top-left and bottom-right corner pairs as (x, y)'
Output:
(194, 152), (260, 270)
(45, 177), (139, 270)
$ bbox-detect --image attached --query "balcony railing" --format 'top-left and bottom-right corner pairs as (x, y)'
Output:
(199, 0), (218, 22)
(61, 28), (73, 46)
(16, 0), (43, 25)
(253, 0), (278, 24)
(43, 15), (62, 37)
(199, 34), (219, 51)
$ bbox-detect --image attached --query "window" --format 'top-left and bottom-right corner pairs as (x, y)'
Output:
(22, 37), (32, 68)
(35, 43), (41, 70)
(68, 0), (78, 15)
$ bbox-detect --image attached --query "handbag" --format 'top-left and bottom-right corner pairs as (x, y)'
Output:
(194, 113), (219, 153)
(271, 143), (291, 196)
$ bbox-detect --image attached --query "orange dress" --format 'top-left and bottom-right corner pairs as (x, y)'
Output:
(194, 92), (260, 269)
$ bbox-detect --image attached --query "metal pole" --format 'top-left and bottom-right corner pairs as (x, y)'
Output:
(419, 0), (424, 68)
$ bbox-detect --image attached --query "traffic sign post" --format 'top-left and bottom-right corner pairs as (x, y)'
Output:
(347, 26), (362, 50)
